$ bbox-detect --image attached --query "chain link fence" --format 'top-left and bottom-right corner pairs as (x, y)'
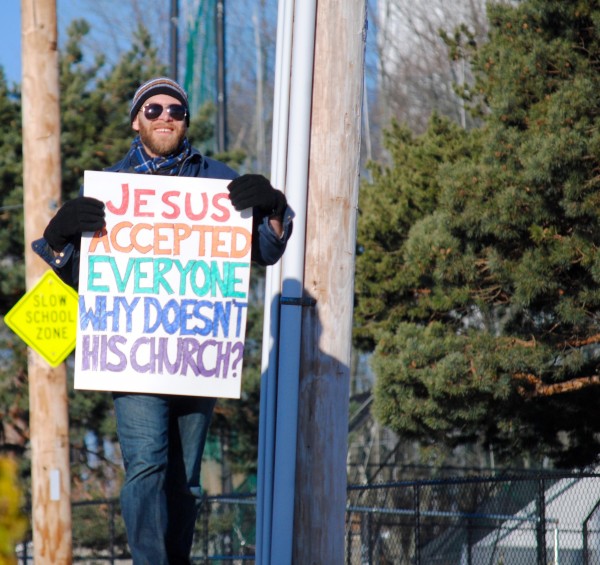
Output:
(345, 473), (600, 565)
(15, 472), (600, 564)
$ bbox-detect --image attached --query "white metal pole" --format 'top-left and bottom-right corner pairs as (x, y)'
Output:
(269, 0), (317, 561)
(554, 523), (559, 565)
(256, 0), (295, 562)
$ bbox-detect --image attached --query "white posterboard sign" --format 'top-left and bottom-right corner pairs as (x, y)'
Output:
(74, 171), (252, 399)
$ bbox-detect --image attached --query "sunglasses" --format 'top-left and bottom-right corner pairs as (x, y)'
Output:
(142, 103), (187, 122)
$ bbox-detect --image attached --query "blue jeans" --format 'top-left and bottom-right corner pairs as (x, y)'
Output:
(113, 393), (217, 565)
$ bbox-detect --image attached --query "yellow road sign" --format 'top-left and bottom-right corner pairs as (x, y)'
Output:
(5, 270), (78, 367)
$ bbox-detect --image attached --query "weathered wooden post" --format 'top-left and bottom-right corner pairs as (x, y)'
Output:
(21, 0), (72, 562)
(293, 0), (367, 562)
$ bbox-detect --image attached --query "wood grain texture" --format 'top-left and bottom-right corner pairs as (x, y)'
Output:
(21, 0), (72, 562)
(294, 1), (367, 563)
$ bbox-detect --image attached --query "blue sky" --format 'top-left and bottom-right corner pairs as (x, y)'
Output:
(0, 3), (22, 84)
(0, 2), (77, 85)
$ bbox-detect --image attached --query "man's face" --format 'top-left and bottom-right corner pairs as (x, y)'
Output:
(132, 93), (187, 158)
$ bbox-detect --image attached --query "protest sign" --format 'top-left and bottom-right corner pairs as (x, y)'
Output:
(74, 171), (252, 398)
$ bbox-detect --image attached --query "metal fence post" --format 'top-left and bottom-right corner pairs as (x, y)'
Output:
(345, 513), (352, 565)
(466, 517), (473, 565)
(553, 521), (560, 565)
(583, 521), (589, 565)
(413, 483), (421, 565)
(204, 499), (210, 565)
(109, 498), (116, 565)
(367, 509), (373, 564)
(582, 497), (600, 565)
(536, 478), (547, 565)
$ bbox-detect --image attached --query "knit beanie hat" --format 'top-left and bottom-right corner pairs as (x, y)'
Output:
(129, 77), (190, 125)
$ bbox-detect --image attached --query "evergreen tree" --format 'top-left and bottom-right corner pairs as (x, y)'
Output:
(0, 71), (25, 312)
(355, 0), (600, 468)
(0, 70), (30, 470)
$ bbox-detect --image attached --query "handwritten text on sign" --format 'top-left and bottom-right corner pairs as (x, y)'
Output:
(74, 171), (252, 398)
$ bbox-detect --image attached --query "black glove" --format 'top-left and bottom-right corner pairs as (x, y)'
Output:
(43, 196), (105, 250)
(227, 174), (287, 218)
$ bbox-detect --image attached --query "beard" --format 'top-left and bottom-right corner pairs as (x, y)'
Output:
(137, 119), (187, 157)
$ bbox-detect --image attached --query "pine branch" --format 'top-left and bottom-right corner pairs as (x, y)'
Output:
(514, 372), (600, 398)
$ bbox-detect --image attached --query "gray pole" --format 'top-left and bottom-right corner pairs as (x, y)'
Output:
(216, 0), (228, 152)
(170, 0), (179, 80)
(536, 478), (548, 565)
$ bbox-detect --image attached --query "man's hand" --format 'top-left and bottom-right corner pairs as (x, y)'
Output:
(44, 196), (105, 251)
(227, 174), (287, 218)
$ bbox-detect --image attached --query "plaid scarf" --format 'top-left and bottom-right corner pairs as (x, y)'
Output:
(130, 136), (192, 175)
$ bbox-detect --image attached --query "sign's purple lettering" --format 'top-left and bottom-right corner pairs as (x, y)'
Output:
(80, 334), (245, 379)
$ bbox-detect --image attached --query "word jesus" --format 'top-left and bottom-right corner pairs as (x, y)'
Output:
(105, 183), (232, 221)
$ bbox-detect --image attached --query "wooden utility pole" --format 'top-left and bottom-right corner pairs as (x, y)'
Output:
(21, 1), (72, 562)
(293, 0), (366, 563)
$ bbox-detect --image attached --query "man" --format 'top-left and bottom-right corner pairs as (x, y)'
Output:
(33, 77), (292, 565)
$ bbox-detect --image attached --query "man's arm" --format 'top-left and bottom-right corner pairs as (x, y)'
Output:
(228, 174), (293, 266)
(31, 196), (105, 289)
